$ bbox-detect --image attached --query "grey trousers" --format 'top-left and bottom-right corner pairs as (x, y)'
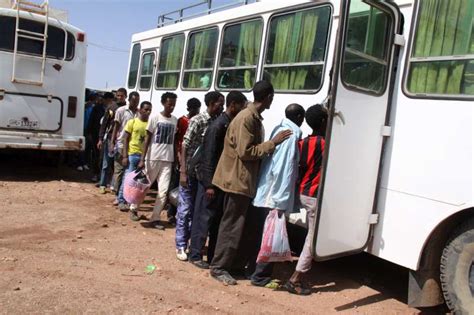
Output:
(295, 195), (318, 273)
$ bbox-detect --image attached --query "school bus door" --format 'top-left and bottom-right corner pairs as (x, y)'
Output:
(313, 0), (402, 260)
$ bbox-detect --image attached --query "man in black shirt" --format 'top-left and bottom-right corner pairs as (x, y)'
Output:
(189, 91), (247, 269)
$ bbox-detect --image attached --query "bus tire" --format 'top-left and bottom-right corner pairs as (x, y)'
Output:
(440, 218), (474, 314)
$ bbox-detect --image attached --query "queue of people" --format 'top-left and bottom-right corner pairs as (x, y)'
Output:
(84, 81), (328, 296)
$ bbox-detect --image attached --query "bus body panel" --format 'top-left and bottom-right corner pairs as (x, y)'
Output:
(0, 8), (87, 151)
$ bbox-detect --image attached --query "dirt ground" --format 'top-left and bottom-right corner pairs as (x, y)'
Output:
(0, 152), (447, 314)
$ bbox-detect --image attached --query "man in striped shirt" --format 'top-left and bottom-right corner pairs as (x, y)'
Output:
(283, 104), (328, 296)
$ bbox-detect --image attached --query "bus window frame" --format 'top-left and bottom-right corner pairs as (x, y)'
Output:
(138, 50), (156, 91)
(127, 42), (141, 89)
(339, 1), (395, 97)
(215, 17), (264, 92)
(402, 0), (474, 101)
(155, 32), (186, 91)
(181, 26), (219, 92)
(0, 15), (75, 61)
(260, 3), (333, 95)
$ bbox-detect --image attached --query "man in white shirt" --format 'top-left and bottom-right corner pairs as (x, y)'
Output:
(139, 92), (178, 230)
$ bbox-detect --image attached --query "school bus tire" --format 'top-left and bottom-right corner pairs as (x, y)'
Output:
(440, 218), (474, 314)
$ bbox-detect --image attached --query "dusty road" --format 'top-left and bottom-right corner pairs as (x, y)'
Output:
(0, 152), (446, 314)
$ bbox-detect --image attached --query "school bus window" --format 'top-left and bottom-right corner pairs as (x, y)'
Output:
(139, 52), (155, 90)
(217, 19), (263, 90)
(156, 34), (185, 89)
(263, 6), (331, 92)
(0, 16), (74, 60)
(406, 0), (474, 97)
(342, 2), (391, 94)
(128, 43), (141, 88)
(183, 27), (218, 90)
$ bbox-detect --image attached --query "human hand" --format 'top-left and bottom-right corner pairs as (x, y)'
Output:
(271, 130), (292, 145)
(205, 188), (215, 201)
(179, 172), (188, 188)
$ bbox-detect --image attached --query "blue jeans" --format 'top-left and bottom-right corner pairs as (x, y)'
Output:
(99, 145), (114, 187)
(175, 176), (197, 249)
(118, 154), (141, 204)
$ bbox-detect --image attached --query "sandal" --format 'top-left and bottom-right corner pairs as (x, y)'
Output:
(283, 281), (312, 295)
(264, 279), (281, 289)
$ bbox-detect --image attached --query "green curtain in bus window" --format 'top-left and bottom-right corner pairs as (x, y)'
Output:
(158, 35), (184, 89)
(408, 0), (474, 95)
(186, 29), (217, 89)
(236, 20), (263, 88)
(270, 10), (318, 90)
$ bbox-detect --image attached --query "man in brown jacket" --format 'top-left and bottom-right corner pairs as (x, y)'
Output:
(210, 81), (292, 285)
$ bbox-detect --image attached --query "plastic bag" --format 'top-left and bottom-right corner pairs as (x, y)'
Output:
(123, 170), (151, 205)
(256, 209), (292, 263)
(168, 187), (179, 207)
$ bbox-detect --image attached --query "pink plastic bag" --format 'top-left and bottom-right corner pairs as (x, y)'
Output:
(256, 209), (292, 263)
(123, 170), (150, 205)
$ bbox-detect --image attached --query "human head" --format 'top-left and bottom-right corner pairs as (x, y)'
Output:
(116, 88), (127, 105)
(253, 80), (274, 110)
(87, 92), (97, 103)
(103, 92), (115, 106)
(187, 97), (201, 118)
(161, 92), (177, 116)
(128, 91), (140, 111)
(305, 104), (328, 135)
(204, 91), (225, 117)
(285, 103), (305, 127)
(225, 90), (247, 118)
(138, 101), (152, 121)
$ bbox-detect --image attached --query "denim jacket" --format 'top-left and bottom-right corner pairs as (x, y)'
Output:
(252, 118), (302, 212)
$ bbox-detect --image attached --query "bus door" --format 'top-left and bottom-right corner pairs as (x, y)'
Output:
(137, 49), (157, 103)
(313, 0), (402, 259)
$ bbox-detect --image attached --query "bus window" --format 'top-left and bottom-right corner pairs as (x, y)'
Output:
(128, 43), (141, 89)
(217, 19), (263, 90)
(156, 34), (185, 90)
(263, 6), (331, 93)
(0, 16), (74, 60)
(139, 52), (155, 90)
(406, 0), (474, 97)
(183, 27), (218, 90)
(342, 3), (391, 94)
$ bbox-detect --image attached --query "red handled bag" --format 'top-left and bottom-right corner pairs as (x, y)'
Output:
(256, 209), (292, 263)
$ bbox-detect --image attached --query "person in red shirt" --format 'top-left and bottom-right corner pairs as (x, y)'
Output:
(284, 104), (328, 295)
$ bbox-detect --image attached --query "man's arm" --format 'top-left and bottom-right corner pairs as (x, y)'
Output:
(111, 120), (120, 150)
(122, 131), (130, 167)
(179, 118), (198, 187)
(138, 130), (152, 169)
(200, 124), (221, 200)
(97, 109), (110, 150)
(235, 117), (291, 161)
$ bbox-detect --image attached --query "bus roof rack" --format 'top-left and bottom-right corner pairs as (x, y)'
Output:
(157, 0), (258, 28)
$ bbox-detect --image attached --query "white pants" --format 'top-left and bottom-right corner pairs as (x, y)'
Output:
(145, 160), (172, 222)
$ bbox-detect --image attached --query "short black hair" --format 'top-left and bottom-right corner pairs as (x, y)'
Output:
(187, 97), (201, 109)
(117, 87), (127, 97)
(226, 91), (247, 107)
(253, 80), (274, 102)
(204, 91), (224, 106)
(129, 91), (139, 100)
(103, 92), (114, 100)
(305, 104), (328, 131)
(285, 103), (305, 123)
(140, 101), (152, 109)
(161, 92), (177, 104)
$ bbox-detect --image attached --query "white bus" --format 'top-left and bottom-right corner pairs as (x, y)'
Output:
(0, 0), (87, 151)
(126, 0), (474, 312)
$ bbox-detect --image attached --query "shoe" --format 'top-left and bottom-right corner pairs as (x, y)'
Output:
(99, 186), (106, 194)
(176, 248), (188, 261)
(190, 259), (209, 269)
(283, 281), (312, 296)
(167, 216), (176, 226)
(113, 199), (119, 206)
(118, 203), (128, 212)
(151, 221), (165, 230)
(95, 182), (100, 188)
(210, 269), (237, 285)
(77, 166), (84, 171)
(83, 165), (90, 170)
(130, 210), (140, 221)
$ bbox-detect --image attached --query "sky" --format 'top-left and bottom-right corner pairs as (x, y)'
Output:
(52, 0), (242, 90)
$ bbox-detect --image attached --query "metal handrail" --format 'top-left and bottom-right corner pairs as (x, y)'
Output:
(157, 0), (256, 28)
